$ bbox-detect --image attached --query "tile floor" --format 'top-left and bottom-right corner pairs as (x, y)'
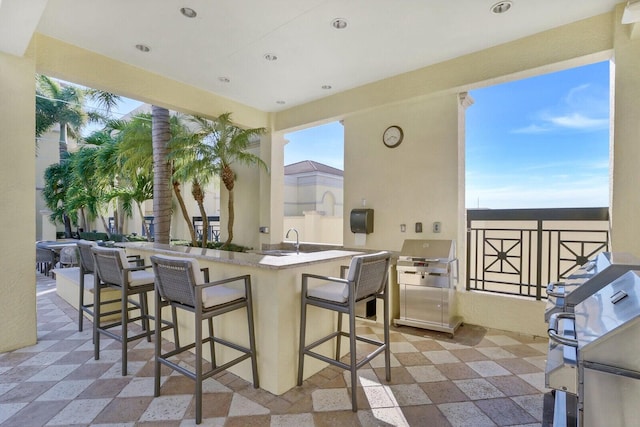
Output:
(0, 273), (552, 426)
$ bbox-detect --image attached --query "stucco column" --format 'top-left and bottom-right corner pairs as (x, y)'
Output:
(0, 48), (37, 352)
(458, 92), (474, 286)
(611, 7), (640, 254)
(265, 131), (286, 246)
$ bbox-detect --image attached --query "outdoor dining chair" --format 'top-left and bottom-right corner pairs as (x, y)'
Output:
(297, 251), (391, 412)
(150, 255), (259, 425)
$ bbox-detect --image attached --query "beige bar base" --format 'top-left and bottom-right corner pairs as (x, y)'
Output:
(54, 268), (122, 323)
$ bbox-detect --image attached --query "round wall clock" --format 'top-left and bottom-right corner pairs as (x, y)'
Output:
(383, 125), (403, 148)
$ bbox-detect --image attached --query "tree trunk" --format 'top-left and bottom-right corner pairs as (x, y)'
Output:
(80, 207), (87, 232)
(58, 121), (68, 162)
(173, 181), (197, 246)
(152, 105), (172, 244)
(191, 180), (208, 248)
(224, 188), (234, 247)
(137, 202), (152, 241)
(100, 215), (111, 238)
(113, 209), (120, 235)
(63, 214), (73, 238)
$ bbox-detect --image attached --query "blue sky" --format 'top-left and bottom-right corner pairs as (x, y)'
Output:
(284, 61), (611, 209)
(466, 61), (610, 209)
(285, 122), (345, 170)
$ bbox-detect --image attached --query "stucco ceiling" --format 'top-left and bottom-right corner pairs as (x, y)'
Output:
(0, 0), (624, 112)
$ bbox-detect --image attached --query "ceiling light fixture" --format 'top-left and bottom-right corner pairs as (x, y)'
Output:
(263, 53), (278, 61)
(321, 85), (332, 90)
(276, 100), (286, 105)
(180, 7), (197, 18)
(490, 1), (512, 14)
(218, 77), (230, 83)
(135, 44), (151, 52)
(331, 18), (348, 29)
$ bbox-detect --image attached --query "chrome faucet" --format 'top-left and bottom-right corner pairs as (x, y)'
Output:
(286, 228), (300, 254)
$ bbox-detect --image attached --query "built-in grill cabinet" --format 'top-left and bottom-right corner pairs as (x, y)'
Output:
(394, 239), (461, 336)
(544, 252), (640, 322)
(545, 269), (640, 427)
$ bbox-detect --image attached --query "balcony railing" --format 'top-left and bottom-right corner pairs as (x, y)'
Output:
(466, 207), (610, 300)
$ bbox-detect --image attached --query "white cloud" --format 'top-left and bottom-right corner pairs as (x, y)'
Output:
(511, 124), (551, 134)
(511, 82), (609, 135)
(547, 113), (609, 130)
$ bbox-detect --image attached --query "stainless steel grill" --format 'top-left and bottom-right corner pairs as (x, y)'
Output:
(545, 269), (640, 427)
(394, 239), (461, 336)
(544, 252), (640, 322)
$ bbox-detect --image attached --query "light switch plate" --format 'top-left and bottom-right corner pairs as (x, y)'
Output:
(415, 222), (422, 233)
(433, 222), (441, 233)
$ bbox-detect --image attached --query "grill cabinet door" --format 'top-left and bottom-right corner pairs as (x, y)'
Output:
(402, 284), (443, 325)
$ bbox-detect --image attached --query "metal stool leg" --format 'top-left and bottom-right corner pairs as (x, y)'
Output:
(297, 292), (308, 386)
(246, 279), (259, 388)
(349, 304), (358, 412)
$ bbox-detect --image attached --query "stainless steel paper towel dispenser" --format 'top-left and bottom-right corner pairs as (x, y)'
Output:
(350, 209), (374, 234)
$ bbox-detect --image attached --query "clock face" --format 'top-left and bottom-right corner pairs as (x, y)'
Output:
(383, 125), (403, 148)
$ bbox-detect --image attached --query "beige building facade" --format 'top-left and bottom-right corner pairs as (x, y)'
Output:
(3, 5), (640, 352)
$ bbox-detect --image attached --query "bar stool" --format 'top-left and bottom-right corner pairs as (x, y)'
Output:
(150, 255), (259, 425)
(91, 246), (178, 376)
(76, 240), (120, 333)
(297, 251), (391, 412)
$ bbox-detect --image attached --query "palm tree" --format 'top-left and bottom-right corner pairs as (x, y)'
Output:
(189, 113), (267, 248)
(35, 75), (87, 161)
(36, 76), (123, 237)
(170, 126), (218, 247)
(117, 112), (200, 245)
(152, 106), (172, 244)
(42, 160), (77, 233)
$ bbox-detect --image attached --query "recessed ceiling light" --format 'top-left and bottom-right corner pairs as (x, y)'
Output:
(218, 77), (230, 83)
(276, 100), (286, 105)
(321, 85), (332, 90)
(263, 53), (278, 61)
(490, 1), (512, 14)
(135, 44), (151, 53)
(180, 7), (197, 18)
(331, 18), (348, 29)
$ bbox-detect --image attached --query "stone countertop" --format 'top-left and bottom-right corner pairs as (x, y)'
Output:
(119, 242), (363, 270)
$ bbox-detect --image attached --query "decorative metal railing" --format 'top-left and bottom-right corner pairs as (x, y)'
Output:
(466, 208), (609, 300)
(192, 216), (221, 242)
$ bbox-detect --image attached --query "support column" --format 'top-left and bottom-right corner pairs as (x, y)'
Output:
(0, 47), (37, 352)
(611, 6), (640, 254)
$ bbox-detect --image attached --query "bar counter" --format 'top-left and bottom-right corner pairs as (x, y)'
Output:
(120, 242), (362, 395)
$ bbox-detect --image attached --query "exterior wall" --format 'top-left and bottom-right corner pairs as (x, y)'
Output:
(1, 47), (37, 352)
(284, 171), (344, 217)
(283, 213), (343, 245)
(284, 172), (343, 216)
(342, 93), (459, 252)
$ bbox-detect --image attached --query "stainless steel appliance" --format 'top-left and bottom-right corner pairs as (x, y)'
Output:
(394, 239), (461, 336)
(544, 252), (640, 322)
(545, 269), (640, 427)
